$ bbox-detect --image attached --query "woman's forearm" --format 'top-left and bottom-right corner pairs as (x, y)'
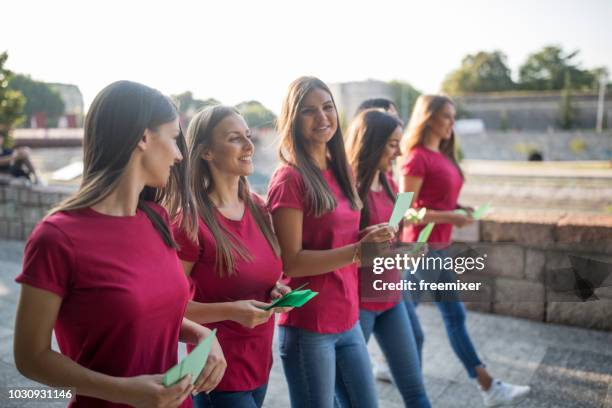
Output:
(184, 301), (240, 325)
(179, 317), (210, 345)
(15, 348), (126, 404)
(421, 208), (461, 225)
(282, 243), (357, 278)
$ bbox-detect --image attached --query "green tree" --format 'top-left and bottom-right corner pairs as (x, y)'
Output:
(388, 80), (421, 122)
(442, 51), (515, 94)
(518, 45), (602, 91)
(173, 91), (219, 117)
(8, 74), (65, 127)
(235, 100), (276, 129)
(0, 52), (26, 147)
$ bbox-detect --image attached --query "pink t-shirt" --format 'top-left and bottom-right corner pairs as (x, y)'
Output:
(401, 146), (464, 244)
(173, 195), (282, 392)
(359, 176), (402, 311)
(16, 203), (191, 408)
(267, 164), (360, 334)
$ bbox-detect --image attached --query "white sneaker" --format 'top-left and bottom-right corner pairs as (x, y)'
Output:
(481, 379), (530, 407)
(373, 361), (393, 383)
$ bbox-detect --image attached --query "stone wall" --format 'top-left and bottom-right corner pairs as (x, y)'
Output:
(455, 91), (612, 131)
(1, 178), (611, 331)
(452, 212), (612, 331)
(0, 175), (74, 240)
(457, 130), (612, 161)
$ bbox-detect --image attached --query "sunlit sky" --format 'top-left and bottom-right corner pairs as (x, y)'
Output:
(2, 0), (611, 113)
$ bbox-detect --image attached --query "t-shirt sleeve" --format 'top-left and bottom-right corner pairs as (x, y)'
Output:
(401, 149), (427, 178)
(171, 219), (201, 263)
(266, 166), (305, 213)
(16, 221), (75, 298)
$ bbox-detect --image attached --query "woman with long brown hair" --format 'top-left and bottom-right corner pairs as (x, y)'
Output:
(346, 109), (430, 407)
(172, 105), (291, 408)
(267, 77), (394, 408)
(400, 94), (530, 407)
(13, 81), (226, 408)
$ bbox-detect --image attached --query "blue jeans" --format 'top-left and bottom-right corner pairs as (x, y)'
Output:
(193, 383), (268, 408)
(406, 249), (484, 378)
(279, 322), (378, 408)
(359, 303), (431, 408)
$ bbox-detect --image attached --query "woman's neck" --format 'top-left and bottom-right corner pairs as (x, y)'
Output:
(423, 131), (441, 151)
(306, 142), (328, 170)
(370, 170), (382, 192)
(208, 172), (241, 208)
(91, 166), (143, 216)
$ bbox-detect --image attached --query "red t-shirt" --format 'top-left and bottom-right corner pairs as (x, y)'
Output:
(16, 203), (191, 408)
(359, 176), (402, 311)
(173, 195), (282, 392)
(401, 146), (463, 244)
(267, 164), (360, 334)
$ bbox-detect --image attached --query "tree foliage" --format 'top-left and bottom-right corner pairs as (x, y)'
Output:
(518, 46), (604, 91)
(235, 100), (276, 129)
(8, 73), (65, 126)
(442, 51), (515, 94)
(0, 52), (26, 146)
(173, 91), (220, 117)
(389, 80), (421, 122)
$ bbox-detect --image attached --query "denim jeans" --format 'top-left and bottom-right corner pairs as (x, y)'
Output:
(359, 303), (431, 408)
(279, 322), (378, 408)
(193, 383), (268, 408)
(407, 248), (484, 378)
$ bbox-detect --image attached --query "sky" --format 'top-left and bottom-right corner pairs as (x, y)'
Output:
(2, 0), (611, 113)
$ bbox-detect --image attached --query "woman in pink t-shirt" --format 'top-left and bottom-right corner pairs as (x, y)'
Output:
(267, 77), (394, 408)
(400, 94), (530, 407)
(346, 109), (430, 407)
(14, 81), (226, 408)
(171, 105), (291, 408)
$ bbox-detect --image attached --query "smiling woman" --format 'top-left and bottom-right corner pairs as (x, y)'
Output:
(170, 105), (288, 408)
(267, 77), (396, 408)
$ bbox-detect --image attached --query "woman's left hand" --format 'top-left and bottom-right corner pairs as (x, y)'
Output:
(270, 281), (291, 299)
(192, 332), (226, 395)
(269, 282), (294, 314)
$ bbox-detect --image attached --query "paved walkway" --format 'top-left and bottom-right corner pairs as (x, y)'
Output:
(1, 239), (611, 407)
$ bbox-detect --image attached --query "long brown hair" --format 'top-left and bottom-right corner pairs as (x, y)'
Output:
(402, 94), (463, 178)
(50, 81), (194, 248)
(181, 105), (280, 276)
(277, 76), (360, 217)
(346, 109), (400, 229)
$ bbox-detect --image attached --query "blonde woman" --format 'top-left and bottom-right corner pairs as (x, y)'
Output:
(172, 105), (291, 408)
(400, 94), (531, 407)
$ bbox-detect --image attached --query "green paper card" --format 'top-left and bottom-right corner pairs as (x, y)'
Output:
(388, 192), (414, 228)
(454, 203), (491, 220)
(471, 202), (491, 219)
(264, 289), (318, 310)
(417, 222), (435, 243)
(163, 329), (217, 387)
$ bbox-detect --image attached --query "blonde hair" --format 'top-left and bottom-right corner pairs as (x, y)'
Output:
(182, 105), (280, 276)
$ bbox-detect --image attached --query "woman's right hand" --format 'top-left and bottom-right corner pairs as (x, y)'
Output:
(451, 213), (474, 227)
(120, 373), (193, 408)
(359, 223), (397, 243)
(231, 300), (274, 328)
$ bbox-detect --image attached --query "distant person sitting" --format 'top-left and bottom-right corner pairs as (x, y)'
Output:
(356, 98), (404, 126)
(0, 135), (42, 184)
(528, 151), (543, 161)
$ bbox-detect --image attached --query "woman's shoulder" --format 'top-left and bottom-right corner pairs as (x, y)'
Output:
(269, 164), (305, 188)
